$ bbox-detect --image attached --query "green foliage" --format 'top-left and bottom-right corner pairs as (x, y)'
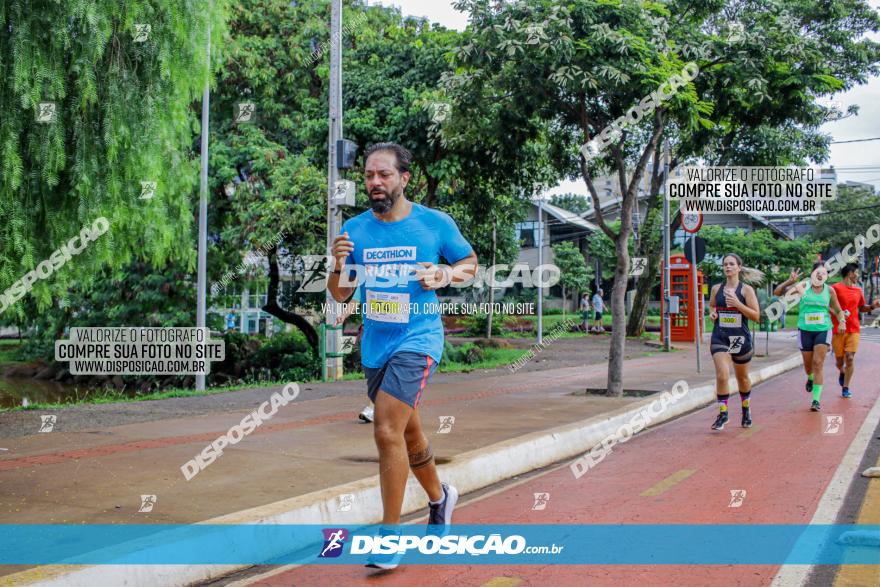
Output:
(696, 226), (821, 285)
(586, 220), (631, 281)
(811, 185), (880, 260)
(20, 260), (196, 360)
(552, 240), (591, 303)
(441, 340), (484, 364)
(551, 194), (591, 215)
(0, 0), (228, 319)
(213, 330), (317, 383)
(245, 331), (318, 382)
(463, 313), (505, 337)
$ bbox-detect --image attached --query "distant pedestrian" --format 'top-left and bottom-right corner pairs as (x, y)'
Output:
(579, 293), (591, 333)
(591, 289), (605, 333)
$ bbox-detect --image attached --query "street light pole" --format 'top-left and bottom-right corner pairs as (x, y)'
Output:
(325, 0), (344, 379)
(537, 196), (544, 346)
(195, 19), (211, 392)
(691, 235), (701, 373)
(661, 141), (671, 352)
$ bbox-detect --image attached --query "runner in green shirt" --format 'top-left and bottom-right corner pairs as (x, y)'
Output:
(786, 262), (846, 411)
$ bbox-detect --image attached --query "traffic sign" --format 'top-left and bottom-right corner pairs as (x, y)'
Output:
(684, 236), (706, 264)
(682, 211), (703, 233)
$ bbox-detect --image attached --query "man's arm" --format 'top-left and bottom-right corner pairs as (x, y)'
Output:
(450, 252), (478, 285)
(861, 300), (880, 312)
(328, 232), (356, 302)
(415, 251), (478, 290)
(858, 292), (880, 313)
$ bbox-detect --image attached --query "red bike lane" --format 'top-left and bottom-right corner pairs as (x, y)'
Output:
(248, 346), (880, 587)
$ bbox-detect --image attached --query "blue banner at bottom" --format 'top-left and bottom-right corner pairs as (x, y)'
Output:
(1, 524), (879, 565)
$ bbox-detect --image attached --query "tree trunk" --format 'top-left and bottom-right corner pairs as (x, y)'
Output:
(626, 255), (661, 336)
(486, 219), (496, 338)
(580, 112), (664, 397)
(607, 220), (631, 396)
(561, 284), (566, 316)
(262, 248), (319, 352)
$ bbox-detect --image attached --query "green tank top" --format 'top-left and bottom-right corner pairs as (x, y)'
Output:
(797, 284), (831, 331)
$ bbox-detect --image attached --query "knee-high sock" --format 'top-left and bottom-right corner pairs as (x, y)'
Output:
(812, 384), (823, 402)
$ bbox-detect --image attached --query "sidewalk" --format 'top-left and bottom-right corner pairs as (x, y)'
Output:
(0, 332), (803, 580)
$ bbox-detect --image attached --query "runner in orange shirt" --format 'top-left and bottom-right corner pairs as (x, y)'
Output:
(831, 263), (880, 398)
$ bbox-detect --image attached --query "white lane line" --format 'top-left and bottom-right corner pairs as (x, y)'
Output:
(770, 383), (880, 587)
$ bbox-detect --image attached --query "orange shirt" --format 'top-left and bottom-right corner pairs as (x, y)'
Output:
(831, 282), (866, 333)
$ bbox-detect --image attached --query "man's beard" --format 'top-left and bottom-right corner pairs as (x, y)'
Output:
(369, 188), (398, 214)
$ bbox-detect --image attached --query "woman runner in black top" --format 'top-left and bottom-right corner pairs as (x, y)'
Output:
(708, 253), (762, 430)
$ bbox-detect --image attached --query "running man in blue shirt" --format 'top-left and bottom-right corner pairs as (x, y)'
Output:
(328, 143), (477, 570)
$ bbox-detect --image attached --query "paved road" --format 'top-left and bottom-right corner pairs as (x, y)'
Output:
(859, 326), (880, 344)
(226, 341), (880, 587)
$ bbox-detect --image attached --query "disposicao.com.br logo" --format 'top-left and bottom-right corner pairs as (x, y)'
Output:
(317, 527), (563, 560)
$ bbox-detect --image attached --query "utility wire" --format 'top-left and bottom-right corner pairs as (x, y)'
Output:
(831, 137), (880, 144)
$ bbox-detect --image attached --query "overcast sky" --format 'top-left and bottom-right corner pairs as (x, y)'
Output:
(373, 0), (880, 192)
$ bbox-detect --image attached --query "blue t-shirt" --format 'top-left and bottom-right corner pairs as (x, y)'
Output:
(341, 203), (473, 368)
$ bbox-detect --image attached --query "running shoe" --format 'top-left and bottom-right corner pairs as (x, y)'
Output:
(741, 408), (752, 428)
(427, 482), (458, 536)
(711, 411), (729, 430)
(359, 404), (374, 423)
(365, 527), (403, 570)
(842, 388), (852, 398)
(805, 378), (812, 393)
(810, 400), (821, 412)
(838, 371), (845, 387)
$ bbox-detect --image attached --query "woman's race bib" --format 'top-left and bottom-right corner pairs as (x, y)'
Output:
(365, 290), (410, 324)
(804, 312), (826, 326)
(718, 311), (742, 328)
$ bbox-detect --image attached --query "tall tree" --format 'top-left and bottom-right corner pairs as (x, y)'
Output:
(447, 0), (702, 395)
(625, 0), (880, 336)
(0, 0), (226, 320)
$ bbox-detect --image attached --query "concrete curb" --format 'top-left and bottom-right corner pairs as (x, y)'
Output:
(13, 353), (803, 587)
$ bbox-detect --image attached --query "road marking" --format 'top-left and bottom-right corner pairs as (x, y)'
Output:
(833, 452), (880, 587)
(640, 469), (696, 497)
(858, 328), (880, 344)
(771, 377), (880, 587)
(481, 578), (524, 587)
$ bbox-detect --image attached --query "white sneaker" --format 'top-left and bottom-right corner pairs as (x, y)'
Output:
(359, 404), (374, 423)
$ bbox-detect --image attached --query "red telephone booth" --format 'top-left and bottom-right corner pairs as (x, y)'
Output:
(660, 254), (705, 342)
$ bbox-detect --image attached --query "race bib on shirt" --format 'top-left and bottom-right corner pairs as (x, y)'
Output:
(718, 311), (742, 328)
(805, 312), (826, 326)
(365, 290), (409, 324)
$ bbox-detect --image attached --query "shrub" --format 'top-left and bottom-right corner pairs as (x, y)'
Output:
(246, 331), (319, 382)
(463, 313), (505, 337)
(442, 341), (484, 364)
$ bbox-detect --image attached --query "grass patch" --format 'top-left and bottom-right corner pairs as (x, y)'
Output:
(0, 343), (23, 364)
(438, 347), (525, 373)
(0, 379), (298, 413)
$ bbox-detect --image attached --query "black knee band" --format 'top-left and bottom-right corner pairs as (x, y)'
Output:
(408, 445), (434, 470)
